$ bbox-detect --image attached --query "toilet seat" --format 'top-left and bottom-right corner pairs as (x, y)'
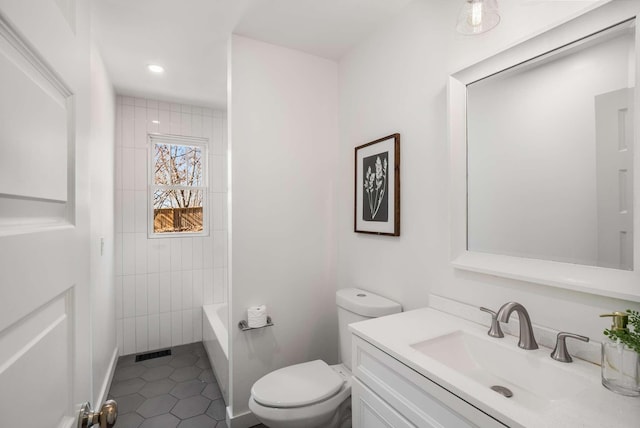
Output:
(251, 360), (344, 408)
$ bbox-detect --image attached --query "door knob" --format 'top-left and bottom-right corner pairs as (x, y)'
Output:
(78, 400), (118, 428)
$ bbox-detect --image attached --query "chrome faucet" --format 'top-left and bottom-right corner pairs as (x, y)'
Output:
(496, 302), (538, 350)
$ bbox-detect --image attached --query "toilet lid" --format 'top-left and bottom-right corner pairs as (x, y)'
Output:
(251, 360), (344, 408)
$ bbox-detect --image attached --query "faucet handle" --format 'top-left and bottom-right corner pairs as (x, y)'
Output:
(550, 332), (589, 363)
(480, 307), (504, 338)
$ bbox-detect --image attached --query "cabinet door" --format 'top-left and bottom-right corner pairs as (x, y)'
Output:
(353, 378), (415, 428)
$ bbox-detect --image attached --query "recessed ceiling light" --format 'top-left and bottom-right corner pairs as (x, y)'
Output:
(147, 64), (165, 74)
(151, 120), (160, 124)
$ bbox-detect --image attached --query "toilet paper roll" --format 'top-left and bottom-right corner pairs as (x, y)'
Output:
(248, 305), (268, 328)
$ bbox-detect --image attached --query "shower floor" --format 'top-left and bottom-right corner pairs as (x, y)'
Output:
(107, 342), (265, 428)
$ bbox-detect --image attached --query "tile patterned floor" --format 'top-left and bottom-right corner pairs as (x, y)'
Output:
(108, 342), (266, 428)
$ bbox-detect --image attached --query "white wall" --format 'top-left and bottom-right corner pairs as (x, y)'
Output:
(229, 35), (339, 421)
(114, 96), (228, 355)
(337, 0), (640, 346)
(89, 43), (117, 404)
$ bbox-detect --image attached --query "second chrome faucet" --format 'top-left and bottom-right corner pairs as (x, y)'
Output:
(481, 302), (538, 350)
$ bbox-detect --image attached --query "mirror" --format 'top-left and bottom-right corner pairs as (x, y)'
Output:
(467, 20), (635, 271)
(450, 2), (640, 301)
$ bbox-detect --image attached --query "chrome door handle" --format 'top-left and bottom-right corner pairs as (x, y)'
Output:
(78, 400), (118, 428)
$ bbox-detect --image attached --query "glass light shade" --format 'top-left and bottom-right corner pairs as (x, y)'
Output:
(456, 0), (500, 35)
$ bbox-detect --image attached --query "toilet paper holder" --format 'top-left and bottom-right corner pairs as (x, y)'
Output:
(238, 316), (274, 331)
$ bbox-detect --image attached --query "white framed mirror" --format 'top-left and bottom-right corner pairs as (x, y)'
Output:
(449, 1), (640, 302)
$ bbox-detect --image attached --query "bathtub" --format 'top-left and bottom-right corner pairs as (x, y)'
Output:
(203, 303), (229, 404)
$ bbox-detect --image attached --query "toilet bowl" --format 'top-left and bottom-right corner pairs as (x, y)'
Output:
(249, 361), (352, 428)
(248, 288), (402, 428)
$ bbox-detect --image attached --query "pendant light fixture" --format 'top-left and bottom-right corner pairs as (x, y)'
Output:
(456, 0), (500, 35)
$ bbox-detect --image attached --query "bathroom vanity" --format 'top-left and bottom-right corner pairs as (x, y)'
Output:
(349, 307), (640, 428)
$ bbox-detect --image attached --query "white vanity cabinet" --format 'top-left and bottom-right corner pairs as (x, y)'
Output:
(351, 335), (507, 428)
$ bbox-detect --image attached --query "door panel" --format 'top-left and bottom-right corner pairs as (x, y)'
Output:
(0, 1), (91, 427)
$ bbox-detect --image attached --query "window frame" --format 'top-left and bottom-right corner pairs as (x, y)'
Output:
(148, 133), (209, 238)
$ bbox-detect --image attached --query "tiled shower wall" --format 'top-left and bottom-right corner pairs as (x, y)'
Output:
(115, 95), (228, 355)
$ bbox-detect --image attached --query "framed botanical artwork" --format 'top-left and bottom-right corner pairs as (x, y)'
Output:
(354, 133), (400, 236)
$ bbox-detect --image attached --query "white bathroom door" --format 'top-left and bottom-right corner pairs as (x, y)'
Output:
(595, 88), (634, 270)
(0, 1), (93, 428)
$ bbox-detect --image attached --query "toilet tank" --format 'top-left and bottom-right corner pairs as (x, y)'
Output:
(336, 288), (402, 370)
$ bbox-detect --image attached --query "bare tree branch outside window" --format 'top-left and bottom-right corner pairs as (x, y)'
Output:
(151, 141), (206, 233)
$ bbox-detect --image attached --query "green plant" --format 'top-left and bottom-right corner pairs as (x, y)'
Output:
(604, 309), (640, 354)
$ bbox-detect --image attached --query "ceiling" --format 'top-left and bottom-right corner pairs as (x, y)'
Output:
(92, 0), (414, 109)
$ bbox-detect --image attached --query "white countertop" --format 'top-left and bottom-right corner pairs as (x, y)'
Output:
(349, 307), (640, 428)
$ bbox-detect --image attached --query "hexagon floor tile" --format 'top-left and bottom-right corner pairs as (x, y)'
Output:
(108, 342), (268, 428)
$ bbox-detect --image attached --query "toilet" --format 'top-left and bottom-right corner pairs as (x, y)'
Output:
(248, 288), (402, 428)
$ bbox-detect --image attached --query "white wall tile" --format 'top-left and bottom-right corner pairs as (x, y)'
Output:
(147, 240), (159, 274)
(114, 190), (123, 233)
(159, 109), (171, 134)
(160, 313), (171, 348)
(134, 149), (147, 191)
(147, 273), (160, 315)
(212, 231), (227, 268)
(182, 310), (194, 344)
(210, 155), (225, 193)
(203, 269), (214, 305)
(223, 268), (228, 302)
(171, 311), (183, 346)
(122, 190), (135, 233)
(135, 233), (147, 274)
(191, 114), (202, 138)
(148, 314), (160, 351)
(182, 271), (193, 310)
(122, 276), (137, 316)
(116, 96), (228, 355)
(147, 109), (159, 134)
(157, 240), (170, 273)
(159, 272), (171, 313)
(181, 237), (193, 270)
(170, 238), (182, 271)
(170, 110), (181, 134)
(123, 317), (136, 355)
(135, 190), (147, 233)
(135, 316), (148, 352)
(134, 106), (147, 148)
(122, 233), (136, 276)
(211, 193), (224, 231)
(115, 275), (123, 320)
(135, 274), (148, 316)
(122, 147), (135, 190)
(202, 236), (213, 270)
(192, 238), (203, 270)
(170, 271), (182, 311)
(192, 270), (203, 308)
(213, 268), (224, 304)
(122, 105), (134, 147)
(193, 309), (203, 342)
(115, 147), (123, 189)
(115, 233), (123, 275)
(116, 319), (124, 355)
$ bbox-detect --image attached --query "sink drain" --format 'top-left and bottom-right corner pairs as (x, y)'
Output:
(490, 385), (513, 398)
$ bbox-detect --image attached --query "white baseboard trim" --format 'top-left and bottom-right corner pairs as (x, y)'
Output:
(227, 406), (259, 428)
(95, 347), (118, 406)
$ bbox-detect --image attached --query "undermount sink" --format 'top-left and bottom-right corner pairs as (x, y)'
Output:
(411, 331), (591, 410)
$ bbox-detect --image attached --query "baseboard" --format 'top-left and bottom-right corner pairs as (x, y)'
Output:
(227, 406), (259, 428)
(95, 347), (118, 405)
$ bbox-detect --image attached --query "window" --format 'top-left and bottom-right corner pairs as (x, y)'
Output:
(149, 135), (208, 236)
